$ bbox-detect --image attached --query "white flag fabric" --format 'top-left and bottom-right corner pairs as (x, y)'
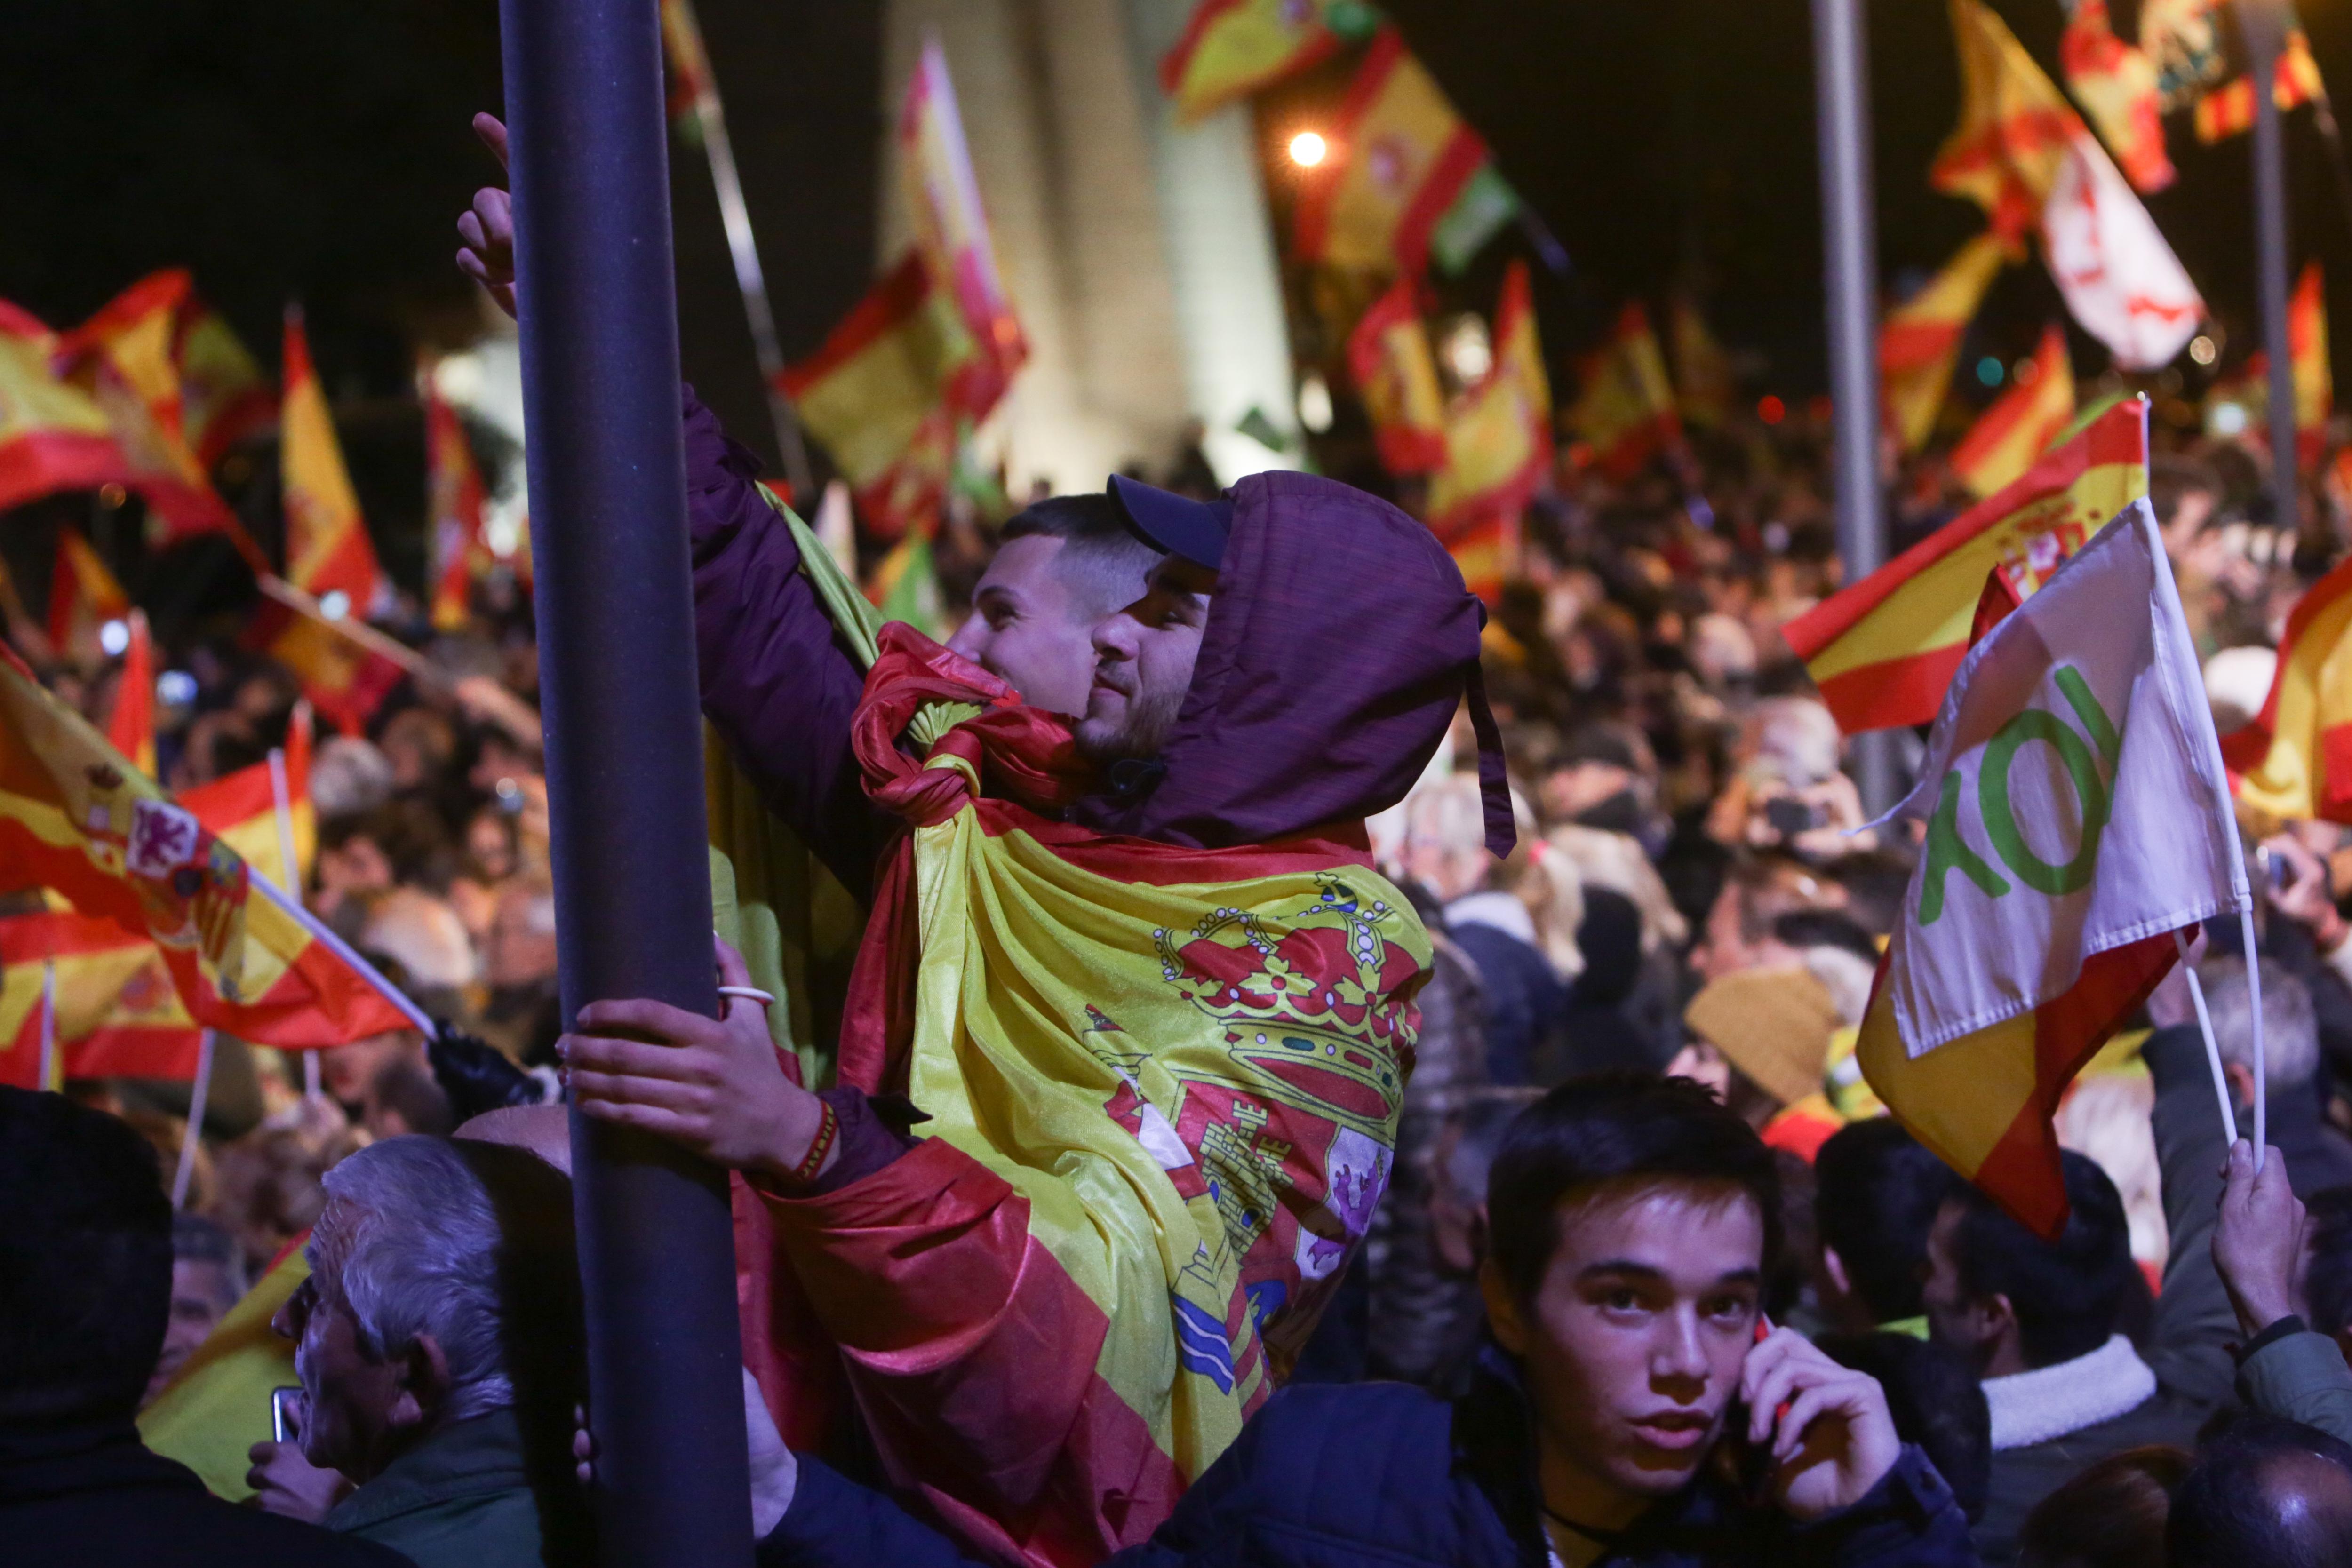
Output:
(2041, 131), (2204, 371)
(1883, 498), (2242, 1058)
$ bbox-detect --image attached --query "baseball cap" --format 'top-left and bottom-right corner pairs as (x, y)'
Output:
(1107, 473), (1233, 571)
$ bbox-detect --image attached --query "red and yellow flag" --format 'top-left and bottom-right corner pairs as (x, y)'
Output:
(1428, 261), (1552, 532)
(56, 274), (262, 560)
(1950, 324), (2076, 499)
(782, 256), (960, 542)
(279, 311), (384, 613)
(1293, 27), (1488, 275)
(182, 702), (315, 892)
(106, 610), (156, 778)
(0, 909), (202, 1087)
(1785, 395), (2146, 734)
(0, 301), (135, 516)
(1564, 300), (1678, 483)
(1160, 0), (1340, 124)
(1670, 297), (1736, 430)
(425, 382), (492, 633)
(45, 527), (131, 668)
(901, 39), (1026, 425)
(2059, 0), (2175, 192)
(141, 1241), (308, 1499)
(2222, 552), (2352, 822)
(1933, 0), (2083, 240)
(2294, 258), (2332, 466)
(2194, 25), (2325, 142)
(658, 0), (718, 130)
(0, 647), (408, 1046)
(1346, 276), (1447, 475)
(1882, 230), (2015, 453)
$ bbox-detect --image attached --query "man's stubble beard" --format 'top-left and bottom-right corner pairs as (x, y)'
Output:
(1074, 677), (1186, 766)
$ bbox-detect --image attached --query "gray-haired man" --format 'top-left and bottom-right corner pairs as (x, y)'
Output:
(261, 1136), (587, 1568)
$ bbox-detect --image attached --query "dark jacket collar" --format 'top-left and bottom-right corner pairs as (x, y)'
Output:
(326, 1406), (531, 1536)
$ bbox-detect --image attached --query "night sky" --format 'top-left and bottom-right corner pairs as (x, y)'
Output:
(2, 0), (2349, 522)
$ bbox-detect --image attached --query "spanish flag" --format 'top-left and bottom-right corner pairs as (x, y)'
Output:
(425, 382), (491, 633)
(1159, 0), (1340, 124)
(1436, 511), (1517, 606)
(0, 909), (202, 1087)
(1785, 396), (2145, 734)
(865, 527), (946, 639)
(2058, 0), (2175, 192)
(1347, 276), (1447, 475)
(1950, 323), (2075, 499)
(56, 277), (259, 561)
(1427, 261), (1552, 535)
(1564, 301), (1679, 483)
(2222, 552), (2352, 823)
(900, 39), (1026, 423)
(1671, 297), (1736, 430)
(105, 610), (156, 778)
(1293, 27), (1488, 275)
(0, 300), (135, 516)
(781, 255), (959, 541)
(45, 527), (130, 668)
(141, 1243), (307, 1499)
(1860, 501), (2238, 1237)
(278, 310), (384, 613)
(182, 702), (315, 892)
(2194, 25), (2326, 143)
(0, 646), (409, 1046)
(1881, 230), (2013, 453)
(1932, 0), (2082, 241)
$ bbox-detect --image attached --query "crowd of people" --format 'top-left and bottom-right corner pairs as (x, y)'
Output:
(13, 178), (2352, 1568)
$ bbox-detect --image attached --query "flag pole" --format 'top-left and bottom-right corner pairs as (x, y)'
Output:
(2241, 0), (2301, 536)
(1810, 0), (1895, 814)
(500, 0), (754, 1556)
(172, 1030), (216, 1210)
(2174, 929), (2242, 1151)
(675, 0), (814, 501)
(37, 957), (55, 1092)
(266, 745), (323, 1100)
(243, 870), (437, 1038)
(2242, 905), (2268, 1164)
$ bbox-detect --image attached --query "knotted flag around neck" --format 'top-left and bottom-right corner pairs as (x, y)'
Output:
(1858, 499), (2243, 1237)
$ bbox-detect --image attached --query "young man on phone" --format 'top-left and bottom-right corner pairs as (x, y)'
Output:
(737, 1075), (1974, 1568)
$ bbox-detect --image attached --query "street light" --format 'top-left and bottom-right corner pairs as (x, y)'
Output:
(1288, 130), (1328, 167)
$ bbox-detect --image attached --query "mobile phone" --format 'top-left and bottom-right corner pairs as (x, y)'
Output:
(271, 1385), (303, 1445)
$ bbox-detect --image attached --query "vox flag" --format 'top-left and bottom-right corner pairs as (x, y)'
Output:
(1860, 500), (2240, 1236)
(279, 310), (385, 613)
(0, 909), (202, 1088)
(1293, 27), (1488, 275)
(1347, 277), (1447, 475)
(2221, 553), (2352, 822)
(0, 300), (135, 515)
(1564, 301), (1680, 483)
(1950, 324), (2076, 499)
(1787, 397), (2146, 734)
(1160, 0), (1340, 123)
(0, 648), (407, 1047)
(1882, 230), (2015, 453)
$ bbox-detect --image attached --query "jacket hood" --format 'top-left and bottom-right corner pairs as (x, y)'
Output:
(1072, 470), (1510, 854)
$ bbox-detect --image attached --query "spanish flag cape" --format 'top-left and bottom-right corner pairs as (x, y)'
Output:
(736, 509), (1433, 1565)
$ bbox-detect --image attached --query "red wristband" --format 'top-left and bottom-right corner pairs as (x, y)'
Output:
(785, 1099), (839, 1186)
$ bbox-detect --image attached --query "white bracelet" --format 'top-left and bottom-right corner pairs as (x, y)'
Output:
(717, 985), (776, 1007)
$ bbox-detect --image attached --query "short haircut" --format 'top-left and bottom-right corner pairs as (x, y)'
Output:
(1947, 1150), (2136, 1369)
(1486, 1071), (1782, 1304)
(2303, 1187), (2352, 1338)
(2201, 957), (2320, 1088)
(311, 1135), (579, 1425)
(1815, 1118), (1954, 1324)
(2019, 1444), (2192, 1568)
(0, 1087), (173, 1424)
(1817, 1331), (1993, 1522)
(999, 494), (1161, 619)
(2169, 1415), (2352, 1568)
